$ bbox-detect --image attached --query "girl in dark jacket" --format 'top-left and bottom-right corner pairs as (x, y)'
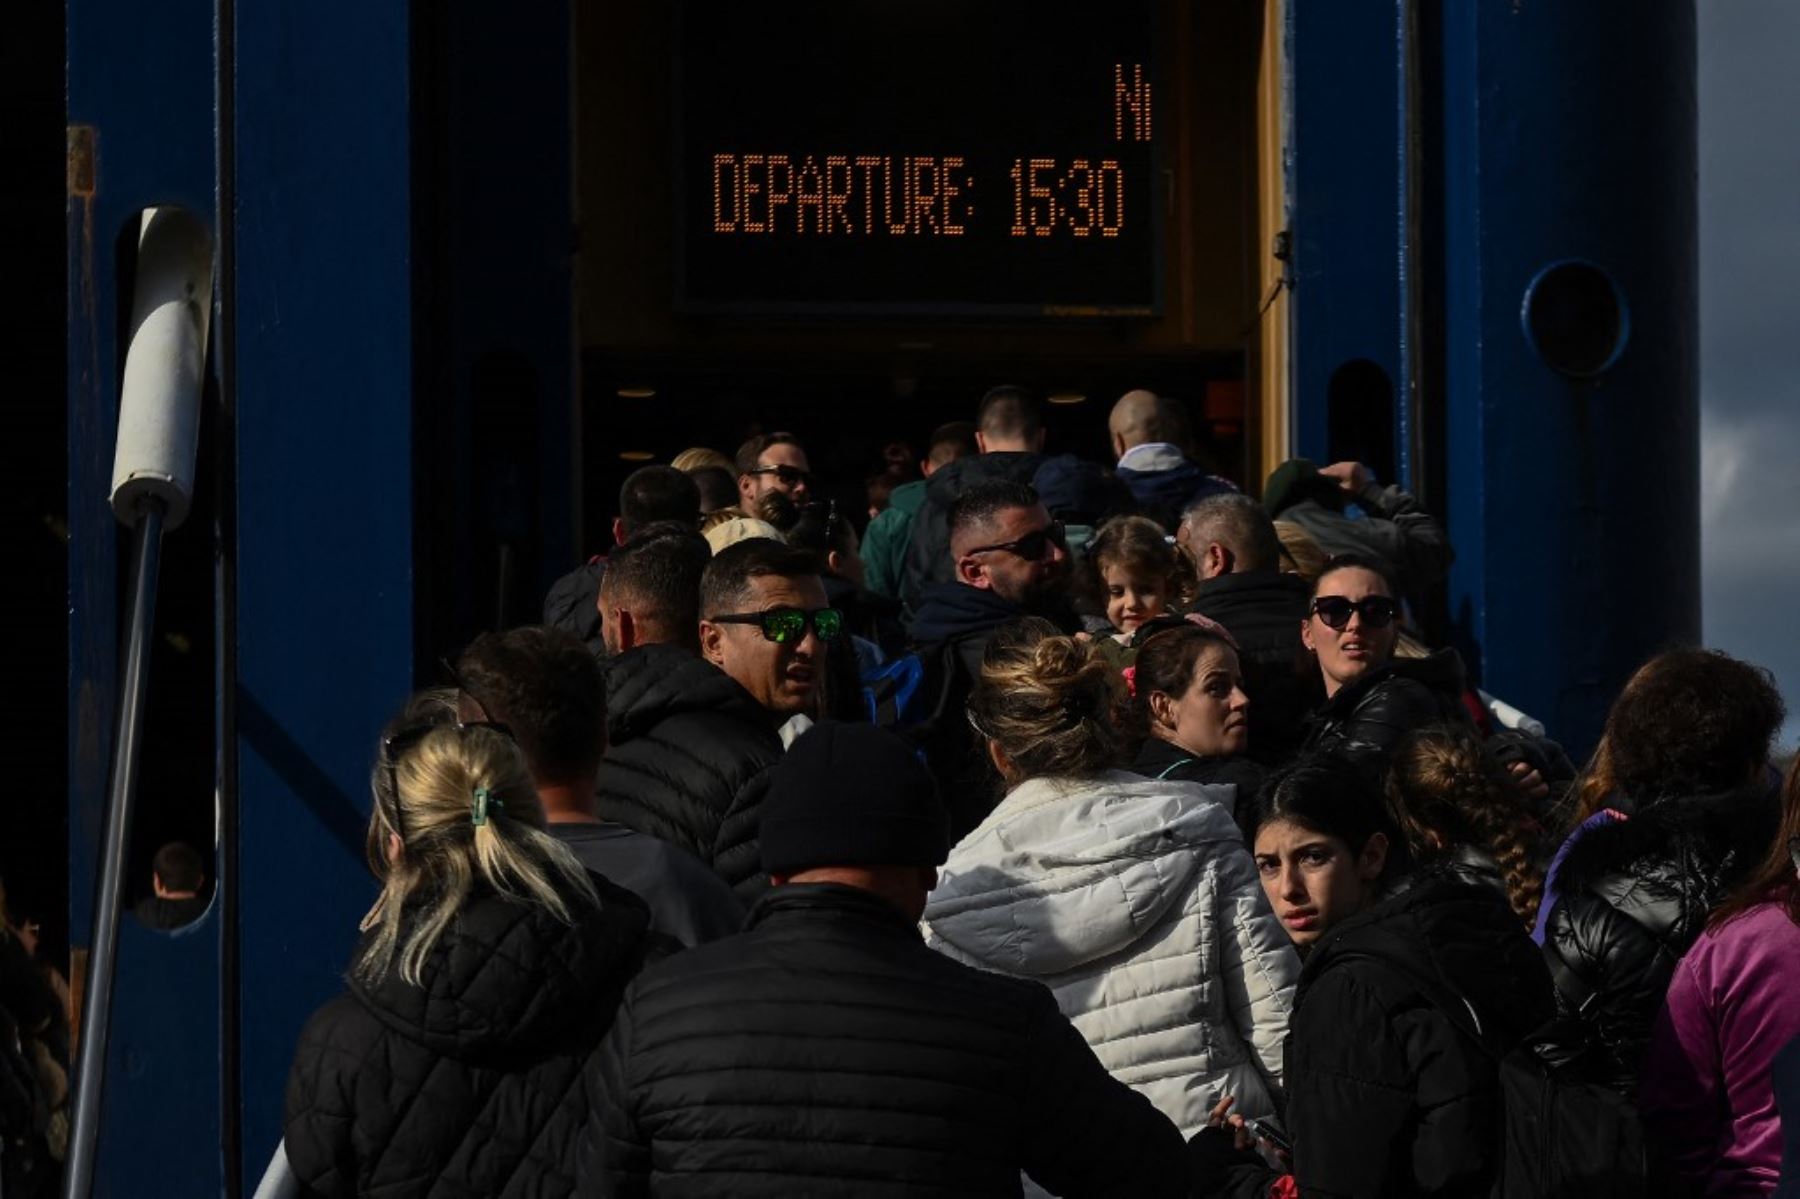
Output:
(283, 692), (654, 1198)
(1128, 618), (1265, 830)
(1539, 648), (1786, 1099)
(1296, 555), (1468, 783)
(1214, 758), (1554, 1198)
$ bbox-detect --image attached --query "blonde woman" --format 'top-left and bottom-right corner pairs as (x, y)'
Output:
(283, 693), (654, 1197)
(920, 620), (1299, 1138)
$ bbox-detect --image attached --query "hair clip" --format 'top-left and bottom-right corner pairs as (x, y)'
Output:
(471, 787), (505, 827)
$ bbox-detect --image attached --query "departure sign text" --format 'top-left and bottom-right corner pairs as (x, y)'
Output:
(677, 3), (1162, 315)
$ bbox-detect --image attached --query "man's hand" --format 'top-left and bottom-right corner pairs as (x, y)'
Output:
(1319, 461), (1374, 494)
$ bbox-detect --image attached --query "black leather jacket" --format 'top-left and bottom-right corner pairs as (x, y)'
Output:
(1540, 783), (1781, 1097)
(1299, 650), (1470, 781)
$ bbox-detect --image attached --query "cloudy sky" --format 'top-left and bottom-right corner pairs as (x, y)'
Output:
(1698, 3), (1800, 750)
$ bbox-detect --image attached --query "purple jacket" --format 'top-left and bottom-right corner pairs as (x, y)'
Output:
(1640, 901), (1800, 1197)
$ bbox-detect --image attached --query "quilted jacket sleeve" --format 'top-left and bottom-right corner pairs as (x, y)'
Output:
(583, 991), (650, 1199)
(711, 762), (776, 902)
(282, 1000), (363, 1198)
(1213, 844), (1301, 1091)
(1018, 994), (1191, 1199)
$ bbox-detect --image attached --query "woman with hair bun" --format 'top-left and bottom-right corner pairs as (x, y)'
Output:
(921, 619), (1299, 1138)
(283, 692), (656, 1198)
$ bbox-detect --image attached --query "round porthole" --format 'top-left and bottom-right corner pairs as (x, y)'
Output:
(1521, 260), (1629, 378)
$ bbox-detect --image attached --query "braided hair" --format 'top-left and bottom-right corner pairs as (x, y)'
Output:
(1388, 726), (1546, 929)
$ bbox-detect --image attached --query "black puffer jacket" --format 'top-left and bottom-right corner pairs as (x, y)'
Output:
(1263, 864), (1553, 1198)
(1299, 650), (1469, 781)
(1541, 784), (1780, 1097)
(593, 643), (783, 902)
(284, 875), (653, 1198)
(583, 883), (1191, 1198)
(1186, 570), (1316, 765)
(542, 557), (607, 656)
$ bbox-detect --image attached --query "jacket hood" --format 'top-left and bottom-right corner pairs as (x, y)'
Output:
(924, 451), (1045, 507)
(1555, 782), (1781, 897)
(925, 771), (1242, 975)
(1303, 861), (1551, 1049)
(602, 643), (772, 743)
(350, 880), (647, 1060)
(1116, 457), (1238, 509)
(908, 582), (1025, 645)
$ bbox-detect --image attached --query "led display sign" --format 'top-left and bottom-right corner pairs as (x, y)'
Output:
(677, 2), (1162, 316)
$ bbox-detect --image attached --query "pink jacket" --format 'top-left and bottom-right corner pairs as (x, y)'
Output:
(1641, 901), (1800, 1197)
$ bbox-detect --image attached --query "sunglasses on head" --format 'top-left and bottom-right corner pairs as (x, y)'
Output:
(747, 464), (812, 487)
(965, 520), (1067, 562)
(380, 718), (515, 842)
(709, 605), (844, 644)
(1309, 594), (1399, 631)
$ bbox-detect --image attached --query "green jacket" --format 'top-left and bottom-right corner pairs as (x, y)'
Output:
(860, 479), (927, 600)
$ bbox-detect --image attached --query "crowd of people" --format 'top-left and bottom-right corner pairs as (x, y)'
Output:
(276, 385), (1800, 1197)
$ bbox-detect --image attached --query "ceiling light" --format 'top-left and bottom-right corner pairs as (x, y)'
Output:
(618, 450), (655, 462)
(1048, 392), (1088, 405)
(617, 386), (657, 399)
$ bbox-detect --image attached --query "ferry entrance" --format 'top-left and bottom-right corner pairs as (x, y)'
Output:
(571, 0), (1274, 551)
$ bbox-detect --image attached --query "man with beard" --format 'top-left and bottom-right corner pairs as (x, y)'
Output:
(906, 481), (1074, 836)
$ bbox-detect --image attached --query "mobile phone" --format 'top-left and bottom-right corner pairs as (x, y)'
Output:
(1246, 1117), (1292, 1155)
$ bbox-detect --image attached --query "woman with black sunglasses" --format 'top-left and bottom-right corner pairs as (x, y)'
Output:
(1296, 554), (1469, 782)
(282, 690), (657, 1198)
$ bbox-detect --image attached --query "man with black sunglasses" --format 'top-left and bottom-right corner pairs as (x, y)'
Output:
(734, 432), (813, 509)
(905, 481), (1078, 837)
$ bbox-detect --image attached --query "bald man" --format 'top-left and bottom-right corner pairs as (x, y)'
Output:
(1108, 390), (1238, 531)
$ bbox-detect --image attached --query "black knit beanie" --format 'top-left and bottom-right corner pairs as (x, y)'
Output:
(760, 721), (951, 875)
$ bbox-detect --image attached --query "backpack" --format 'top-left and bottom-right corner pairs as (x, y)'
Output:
(1487, 949), (1650, 1199)
(1336, 950), (1649, 1199)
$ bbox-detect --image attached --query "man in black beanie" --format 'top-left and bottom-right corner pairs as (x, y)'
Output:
(584, 721), (1194, 1198)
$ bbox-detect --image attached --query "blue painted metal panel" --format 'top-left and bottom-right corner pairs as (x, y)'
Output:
(1286, 0), (1404, 476)
(66, 0), (225, 1192)
(1440, 0), (1698, 753)
(229, 1), (416, 1186)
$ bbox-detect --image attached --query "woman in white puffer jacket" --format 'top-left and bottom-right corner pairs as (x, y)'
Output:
(921, 618), (1300, 1137)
